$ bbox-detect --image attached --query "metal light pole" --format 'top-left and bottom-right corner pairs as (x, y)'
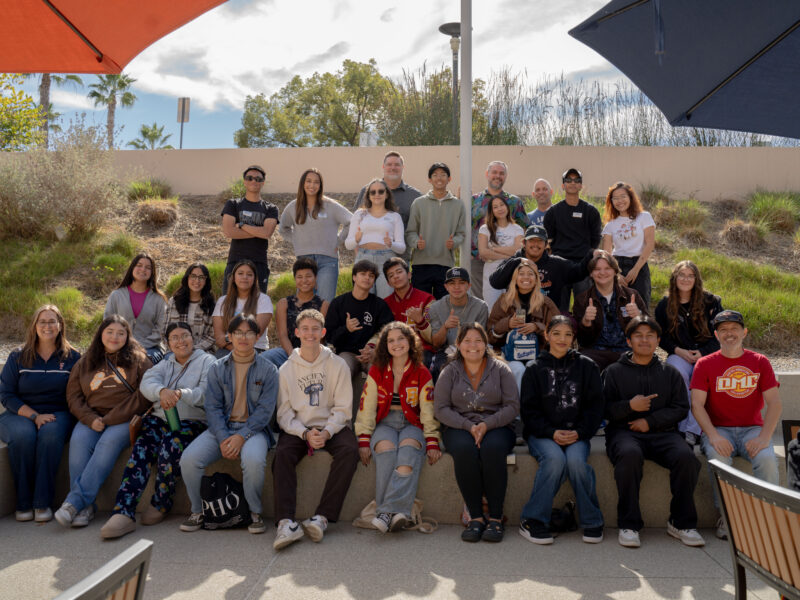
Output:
(459, 4), (472, 273)
(438, 22), (460, 144)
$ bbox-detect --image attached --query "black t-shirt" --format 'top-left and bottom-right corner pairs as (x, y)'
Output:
(221, 197), (279, 264)
(324, 292), (394, 354)
(542, 199), (601, 261)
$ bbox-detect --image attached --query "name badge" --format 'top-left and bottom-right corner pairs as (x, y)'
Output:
(572, 212), (583, 218)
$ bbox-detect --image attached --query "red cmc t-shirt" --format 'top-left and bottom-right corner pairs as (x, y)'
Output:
(690, 349), (779, 427)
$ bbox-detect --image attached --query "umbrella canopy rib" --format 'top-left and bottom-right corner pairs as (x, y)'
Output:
(41, 0), (104, 63)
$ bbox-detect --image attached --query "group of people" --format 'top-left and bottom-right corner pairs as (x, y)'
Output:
(0, 156), (789, 553)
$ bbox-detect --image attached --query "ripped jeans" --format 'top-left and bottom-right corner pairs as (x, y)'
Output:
(371, 409), (425, 517)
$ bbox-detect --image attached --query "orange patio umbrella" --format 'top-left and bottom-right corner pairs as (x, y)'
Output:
(3, 0), (227, 73)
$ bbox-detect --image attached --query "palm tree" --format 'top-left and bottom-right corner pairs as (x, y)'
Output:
(127, 122), (174, 150)
(88, 74), (137, 149)
(25, 74), (83, 147)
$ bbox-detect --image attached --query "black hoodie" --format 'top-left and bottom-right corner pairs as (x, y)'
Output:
(520, 349), (604, 441)
(602, 351), (688, 434)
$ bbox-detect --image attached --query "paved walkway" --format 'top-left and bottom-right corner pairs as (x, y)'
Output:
(0, 514), (776, 599)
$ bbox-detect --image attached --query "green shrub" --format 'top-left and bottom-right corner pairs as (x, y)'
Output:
(0, 119), (124, 239)
(137, 198), (178, 226)
(794, 228), (800, 248)
(337, 267), (354, 295)
(218, 179), (247, 202)
(269, 272), (296, 302)
(127, 178), (173, 202)
(638, 182), (672, 209)
(653, 198), (709, 231)
(746, 190), (800, 233)
(102, 233), (139, 258)
(719, 219), (764, 249)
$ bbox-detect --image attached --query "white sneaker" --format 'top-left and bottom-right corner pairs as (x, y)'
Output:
(15, 510), (34, 522)
(54, 502), (78, 527)
(618, 528), (641, 548)
(273, 519), (304, 550)
(715, 516), (728, 540)
(389, 513), (408, 532)
(667, 522), (705, 547)
(72, 505), (96, 527)
(372, 512), (391, 533)
(34, 508), (53, 523)
(301, 515), (328, 542)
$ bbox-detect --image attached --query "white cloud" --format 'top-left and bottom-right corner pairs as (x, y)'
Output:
(50, 89), (96, 110)
(121, 0), (613, 112)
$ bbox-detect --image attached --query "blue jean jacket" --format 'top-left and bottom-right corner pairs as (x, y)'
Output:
(204, 353), (278, 447)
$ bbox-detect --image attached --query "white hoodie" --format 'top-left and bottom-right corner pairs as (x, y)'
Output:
(277, 346), (353, 438)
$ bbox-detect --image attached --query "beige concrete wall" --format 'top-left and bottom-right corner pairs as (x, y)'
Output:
(105, 146), (800, 200)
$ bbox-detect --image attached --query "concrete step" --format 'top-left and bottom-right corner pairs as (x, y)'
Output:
(0, 434), (786, 528)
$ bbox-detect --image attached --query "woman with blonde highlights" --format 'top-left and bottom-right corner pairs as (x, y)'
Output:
(0, 305), (81, 522)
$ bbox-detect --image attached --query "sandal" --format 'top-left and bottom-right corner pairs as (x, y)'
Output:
(461, 519), (486, 543)
(482, 520), (505, 543)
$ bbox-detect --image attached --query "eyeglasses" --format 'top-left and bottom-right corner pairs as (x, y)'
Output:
(231, 330), (257, 339)
(37, 320), (58, 327)
(564, 177), (582, 184)
(168, 333), (192, 343)
(369, 189), (387, 196)
(677, 273), (696, 281)
(188, 274), (207, 281)
(244, 176), (265, 182)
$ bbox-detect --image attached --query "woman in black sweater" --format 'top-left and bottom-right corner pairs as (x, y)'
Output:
(519, 315), (604, 545)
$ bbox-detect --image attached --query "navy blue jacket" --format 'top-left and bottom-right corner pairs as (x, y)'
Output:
(0, 348), (81, 414)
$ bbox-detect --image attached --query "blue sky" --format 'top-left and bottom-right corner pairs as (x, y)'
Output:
(21, 0), (617, 149)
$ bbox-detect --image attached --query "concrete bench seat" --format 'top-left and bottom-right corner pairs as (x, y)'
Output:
(0, 434), (786, 528)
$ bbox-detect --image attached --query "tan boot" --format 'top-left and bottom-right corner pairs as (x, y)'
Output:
(100, 514), (136, 539)
(141, 505), (165, 526)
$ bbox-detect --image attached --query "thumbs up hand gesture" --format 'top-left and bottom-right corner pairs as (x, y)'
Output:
(383, 230), (392, 248)
(445, 233), (455, 250)
(444, 308), (460, 329)
(626, 293), (641, 318)
(417, 233), (426, 250)
(582, 298), (597, 326)
(355, 226), (363, 244)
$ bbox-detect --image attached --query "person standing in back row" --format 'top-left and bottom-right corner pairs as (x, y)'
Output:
(470, 161), (530, 300)
(353, 151), (422, 233)
(221, 165), (279, 294)
(543, 168), (601, 308)
(406, 163), (466, 300)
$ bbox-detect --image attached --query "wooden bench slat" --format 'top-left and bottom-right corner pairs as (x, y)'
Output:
(758, 496), (788, 581)
(771, 505), (800, 588)
(729, 485), (756, 559)
(742, 492), (769, 567)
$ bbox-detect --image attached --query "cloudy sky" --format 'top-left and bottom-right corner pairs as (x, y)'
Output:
(31, 0), (621, 149)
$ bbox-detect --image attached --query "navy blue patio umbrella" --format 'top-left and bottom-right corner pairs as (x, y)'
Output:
(569, 0), (800, 139)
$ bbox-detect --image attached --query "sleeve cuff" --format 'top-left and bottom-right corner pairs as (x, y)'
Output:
(358, 434), (372, 448)
(425, 437), (440, 451)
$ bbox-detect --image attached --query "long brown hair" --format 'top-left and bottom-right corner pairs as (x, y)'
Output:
(666, 260), (712, 341)
(363, 178), (397, 212)
(448, 322), (496, 365)
(221, 260), (261, 329)
(603, 181), (644, 223)
(19, 304), (76, 368)
(294, 168), (325, 225)
(117, 252), (167, 302)
(373, 322), (423, 369)
(485, 195), (511, 245)
(500, 259), (544, 315)
(85, 314), (147, 370)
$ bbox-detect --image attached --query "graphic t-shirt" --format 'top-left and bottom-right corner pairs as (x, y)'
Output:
(690, 349), (779, 427)
(602, 211), (656, 257)
(527, 208), (548, 227)
(212, 293), (274, 350)
(221, 197), (279, 264)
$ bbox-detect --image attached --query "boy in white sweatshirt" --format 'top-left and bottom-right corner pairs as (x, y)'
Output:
(272, 309), (359, 550)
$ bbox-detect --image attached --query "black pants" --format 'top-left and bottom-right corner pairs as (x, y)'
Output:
(443, 426), (515, 520)
(411, 264), (449, 300)
(222, 261), (269, 295)
(605, 429), (700, 531)
(615, 256), (652, 308)
(271, 428), (359, 523)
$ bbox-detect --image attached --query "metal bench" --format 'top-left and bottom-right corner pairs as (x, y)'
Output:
(709, 459), (800, 600)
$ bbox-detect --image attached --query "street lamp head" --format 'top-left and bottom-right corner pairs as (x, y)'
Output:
(450, 37), (460, 53)
(438, 22), (461, 37)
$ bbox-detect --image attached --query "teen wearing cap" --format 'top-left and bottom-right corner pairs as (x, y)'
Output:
(427, 267), (488, 381)
(690, 309), (781, 540)
(543, 168), (601, 307)
(489, 225), (595, 312)
(221, 165), (279, 294)
(405, 163), (467, 300)
(601, 182), (656, 307)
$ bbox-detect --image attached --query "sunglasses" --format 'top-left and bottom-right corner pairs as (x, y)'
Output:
(369, 188), (387, 196)
(563, 177), (582, 184)
(244, 176), (265, 182)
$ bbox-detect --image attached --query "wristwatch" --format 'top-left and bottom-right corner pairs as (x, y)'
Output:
(237, 222), (243, 229)
(29, 412), (39, 422)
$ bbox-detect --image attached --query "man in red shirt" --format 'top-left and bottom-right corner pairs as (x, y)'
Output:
(382, 257), (435, 368)
(690, 309), (781, 539)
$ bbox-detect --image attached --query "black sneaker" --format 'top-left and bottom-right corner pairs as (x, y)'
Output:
(461, 519), (486, 543)
(482, 520), (505, 543)
(582, 526), (604, 544)
(519, 518), (553, 545)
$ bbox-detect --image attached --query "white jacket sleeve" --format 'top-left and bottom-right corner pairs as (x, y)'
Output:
(390, 212), (406, 254)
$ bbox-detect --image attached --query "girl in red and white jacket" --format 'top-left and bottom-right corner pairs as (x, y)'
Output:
(355, 321), (441, 533)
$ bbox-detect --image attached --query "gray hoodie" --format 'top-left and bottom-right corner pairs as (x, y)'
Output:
(140, 348), (215, 422)
(277, 346), (352, 439)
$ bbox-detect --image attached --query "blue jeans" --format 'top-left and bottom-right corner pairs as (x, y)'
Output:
(371, 410), (425, 516)
(66, 421), (131, 511)
(261, 347), (289, 369)
(180, 424), (268, 514)
(701, 425), (779, 506)
(355, 248), (396, 298)
(522, 437), (603, 528)
(299, 254), (339, 303)
(0, 410), (73, 511)
(666, 354), (701, 435)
